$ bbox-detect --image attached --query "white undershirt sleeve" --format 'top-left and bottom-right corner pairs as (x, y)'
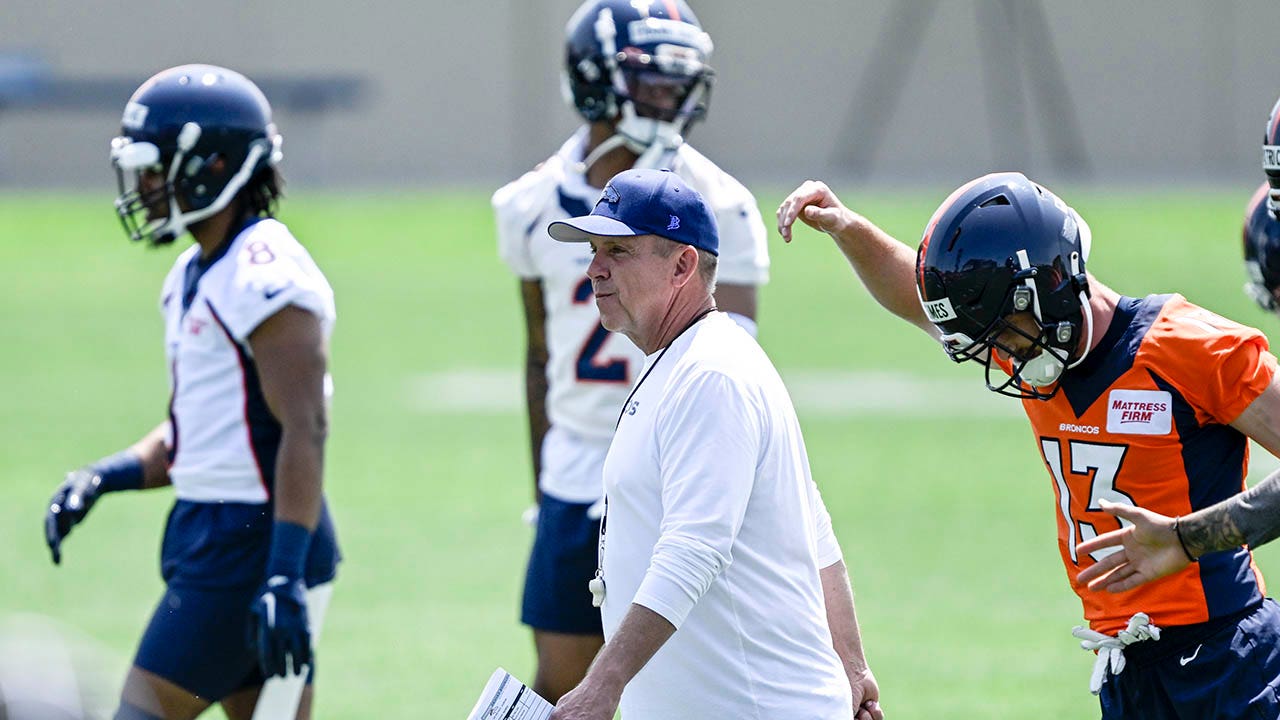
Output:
(633, 370), (762, 629)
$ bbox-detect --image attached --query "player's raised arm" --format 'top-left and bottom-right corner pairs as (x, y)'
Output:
(777, 180), (937, 338)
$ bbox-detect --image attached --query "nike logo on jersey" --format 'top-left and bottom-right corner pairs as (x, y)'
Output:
(1179, 644), (1202, 666)
(263, 286), (286, 300)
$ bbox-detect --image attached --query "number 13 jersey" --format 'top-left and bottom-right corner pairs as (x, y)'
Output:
(1018, 294), (1274, 635)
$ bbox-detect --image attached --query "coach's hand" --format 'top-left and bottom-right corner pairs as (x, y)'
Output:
(249, 575), (312, 677)
(548, 680), (619, 720)
(849, 667), (885, 720)
(45, 469), (104, 565)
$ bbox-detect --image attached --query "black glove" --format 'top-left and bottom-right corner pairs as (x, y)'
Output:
(248, 574), (312, 677)
(45, 469), (103, 565)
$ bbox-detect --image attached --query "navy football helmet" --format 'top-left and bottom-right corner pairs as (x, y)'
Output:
(1244, 182), (1280, 313)
(1265, 96), (1280, 215)
(915, 172), (1093, 400)
(563, 0), (714, 170)
(110, 64), (282, 245)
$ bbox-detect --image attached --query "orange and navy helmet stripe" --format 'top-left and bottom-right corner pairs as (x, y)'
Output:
(1247, 182), (1269, 221)
(662, 0), (681, 20)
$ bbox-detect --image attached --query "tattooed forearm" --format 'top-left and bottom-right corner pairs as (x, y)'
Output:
(1180, 468), (1280, 557)
(1179, 505), (1245, 559)
(1231, 470), (1280, 549)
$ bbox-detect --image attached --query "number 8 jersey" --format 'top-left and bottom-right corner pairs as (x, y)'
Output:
(493, 129), (769, 501)
(1017, 293), (1275, 635)
(160, 218), (336, 504)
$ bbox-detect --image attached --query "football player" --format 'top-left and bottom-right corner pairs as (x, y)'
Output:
(1069, 121), (1280, 636)
(1244, 182), (1280, 315)
(44, 64), (340, 720)
(491, 0), (768, 702)
(778, 173), (1280, 719)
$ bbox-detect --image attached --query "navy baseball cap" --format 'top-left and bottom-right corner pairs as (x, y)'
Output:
(548, 168), (719, 256)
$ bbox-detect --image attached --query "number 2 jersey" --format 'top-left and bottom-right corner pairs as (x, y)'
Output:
(1017, 293), (1275, 635)
(492, 128), (770, 501)
(160, 217), (336, 504)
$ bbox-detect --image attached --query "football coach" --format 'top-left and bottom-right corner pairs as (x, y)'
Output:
(544, 169), (884, 720)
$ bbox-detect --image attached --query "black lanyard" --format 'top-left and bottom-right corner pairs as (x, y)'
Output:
(614, 306), (716, 430)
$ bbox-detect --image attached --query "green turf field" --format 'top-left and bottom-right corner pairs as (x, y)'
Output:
(1, 186), (1275, 718)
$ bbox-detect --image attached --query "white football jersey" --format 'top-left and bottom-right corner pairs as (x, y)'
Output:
(160, 218), (335, 503)
(493, 129), (769, 500)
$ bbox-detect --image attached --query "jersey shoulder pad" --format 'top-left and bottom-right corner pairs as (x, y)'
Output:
(676, 146), (769, 284)
(216, 220), (334, 342)
(1142, 294), (1274, 423)
(493, 154), (564, 278)
(493, 153), (565, 228)
(674, 145), (757, 211)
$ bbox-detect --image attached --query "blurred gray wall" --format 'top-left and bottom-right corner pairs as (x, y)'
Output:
(2, 0), (1275, 190)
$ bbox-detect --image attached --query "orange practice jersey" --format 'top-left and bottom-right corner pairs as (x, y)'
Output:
(1012, 294), (1275, 634)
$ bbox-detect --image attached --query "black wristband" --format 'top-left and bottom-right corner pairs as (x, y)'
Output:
(90, 450), (145, 493)
(267, 520), (312, 579)
(1173, 516), (1197, 563)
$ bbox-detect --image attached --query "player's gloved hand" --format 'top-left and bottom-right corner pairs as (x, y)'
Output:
(45, 469), (102, 565)
(45, 451), (145, 565)
(249, 519), (314, 677)
(248, 574), (312, 677)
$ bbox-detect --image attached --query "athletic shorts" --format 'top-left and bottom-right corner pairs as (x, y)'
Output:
(134, 499), (340, 700)
(521, 493), (603, 635)
(1099, 599), (1280, 719)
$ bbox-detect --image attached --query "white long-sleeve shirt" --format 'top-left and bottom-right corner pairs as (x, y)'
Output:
(599, 311), (851, 720)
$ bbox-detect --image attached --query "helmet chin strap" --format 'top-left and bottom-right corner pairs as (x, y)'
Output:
(1065, 249), (1094, 370)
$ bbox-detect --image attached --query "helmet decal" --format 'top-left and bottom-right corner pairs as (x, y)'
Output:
(1264, 96), (1280, 214)
(920, 295), (958, 323)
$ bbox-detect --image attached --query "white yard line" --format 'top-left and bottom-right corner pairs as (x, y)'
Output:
(404, 369), (1023, 418)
